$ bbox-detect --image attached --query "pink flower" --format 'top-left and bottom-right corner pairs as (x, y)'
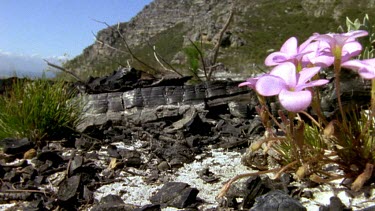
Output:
(314, 30), (368, 62)
(265, 35), (317, 67)
(342, 58), (375, 79)
(255, 62), (329, 112)
(301, 41), (334, 67)
(238, 75), (265, 89)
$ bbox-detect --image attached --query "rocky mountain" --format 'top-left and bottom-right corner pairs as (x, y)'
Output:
(63, 0), (375, 80)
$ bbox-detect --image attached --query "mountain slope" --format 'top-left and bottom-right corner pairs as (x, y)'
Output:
(63, 0), (375, 80)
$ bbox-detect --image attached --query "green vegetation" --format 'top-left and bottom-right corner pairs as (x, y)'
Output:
(183, 45), (200, 75)
(0, 78), (82, 142)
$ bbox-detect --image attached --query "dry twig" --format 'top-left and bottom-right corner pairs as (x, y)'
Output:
(92, 19), (158, 73)
(44, 59), (83, 82)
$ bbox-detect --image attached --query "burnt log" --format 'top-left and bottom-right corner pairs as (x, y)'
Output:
(77, 80), (254, 132)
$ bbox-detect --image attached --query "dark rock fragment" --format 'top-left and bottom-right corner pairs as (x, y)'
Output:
(68, 155), (84, 176)
(3, 169), (20, 182)
(101, 194), (124, 204)
(91, 194), (137, 211)
(37, 150), (64, 164)
(155, 142), (194, 168)
(0, 164), (5, 178)
(242, 176), (271, 209)
(220, 176), (270, 210)
(0, 191), (32, 202)
(361, 205), (375, 211)
(118, 149), (142, 167)
(21, 165), (37, 182)
(157, 161), (170, 171)
(57, 175), (81, 202)
(134, 204), (161, 211)
(319, 196), (351, 211)
(35, 151), (65, 174)
(107, 145), (121, 158)
(1, 137), (32, 155)
(150, 182), (199, 209)
(75, 137), (94, 150)
(250, 190), (306, 211)
(197, 167), (219, 183)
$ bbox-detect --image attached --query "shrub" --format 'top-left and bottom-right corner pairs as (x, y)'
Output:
(0, 77), (82, 142)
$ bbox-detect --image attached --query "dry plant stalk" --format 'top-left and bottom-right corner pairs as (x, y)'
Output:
(351, 163), (374, 191)
(217, 167), (281, 199)
(217, 161), (298, 199)
(44, 59), (83, 82)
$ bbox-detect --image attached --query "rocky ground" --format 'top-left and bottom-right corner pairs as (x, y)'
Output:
(0, 68), (375, 210)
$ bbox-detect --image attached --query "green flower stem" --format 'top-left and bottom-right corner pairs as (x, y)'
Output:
(333, 56), (348, 132)
(311, 75), (328, 126)
(288, 112), (296, 136)
(372, 79), (375, 110)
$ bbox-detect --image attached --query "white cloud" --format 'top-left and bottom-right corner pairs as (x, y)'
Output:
(0, 51), (68, 78)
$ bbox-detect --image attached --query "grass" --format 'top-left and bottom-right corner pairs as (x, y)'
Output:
(0, 77), (82, 142)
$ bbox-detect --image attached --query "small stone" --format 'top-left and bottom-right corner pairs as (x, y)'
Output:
(197, 167), (219, 183)
(326, 196), (350, 211)
(57, 175), (81, 202)
(134, 204), (161, 211)
(250, 190), (306, 211)
(100, 194), (124, 204)
(23, 148), (37, 159)
(75, 137), (93, 150)
(157, 161), (170, 171)
(90, 194), (136, 211)
(69, 155), (84, 176)
(150, 182), (199, 209)
(2, 137), (32, 155)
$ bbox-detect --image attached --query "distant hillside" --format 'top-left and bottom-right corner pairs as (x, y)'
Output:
(63, 0), (375, 80)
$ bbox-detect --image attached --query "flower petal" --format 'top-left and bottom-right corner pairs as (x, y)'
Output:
(256, 75), (286, 96)
(358, 70), (375, 79)
(342, 59), (375, 79)
(238, 81), (253, 87)
(311, 54), (334, 67)
(314, 34), (335, 48)
(238, 76), (263, 89)
(342, 41), (362, 61)
(280, 37), (298, 55)
(345, 30), (368, 39)
(265, 52), (290, 66)
(341, 59), (367, 70)
(301, 41), (334, 67)
(297, 79), (329, 91)
(297, 67), (321, 85)
(270, 62), (296, 87)
(279, 89), (312, 112)
(299, 34), (319, 52)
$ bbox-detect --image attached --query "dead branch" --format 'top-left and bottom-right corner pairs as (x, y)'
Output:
(44, 59), (83, 82)
(351, 163), (374, 191)
(207, 4), (234, 80)
(152, 46), (183, 76)
(92, 19), (158, 73)
(211, 5), (234, 65)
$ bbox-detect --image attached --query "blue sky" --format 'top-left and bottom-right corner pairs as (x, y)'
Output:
(0, 0), (153, 77)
